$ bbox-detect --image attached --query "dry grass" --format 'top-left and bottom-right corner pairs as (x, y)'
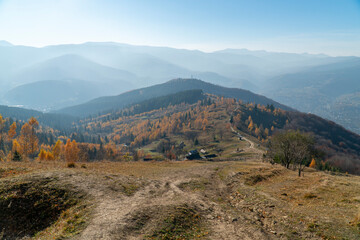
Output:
(1, 159), (360, 239)
(0, 160), (213, 180)
(221, 161), (360, 239)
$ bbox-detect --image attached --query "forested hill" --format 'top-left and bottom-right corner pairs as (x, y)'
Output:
(0, 105), (76, 131)
(74, 92), (360, 174)
(127, 89), (205, 116)
(56, 78), (293, 117)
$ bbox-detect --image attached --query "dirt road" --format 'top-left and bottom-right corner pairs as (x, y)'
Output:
(230, 125), (263, 155)
(21, 162), (274, 240)
(60, 162), (273, 240)
(2, 158), (357, 239)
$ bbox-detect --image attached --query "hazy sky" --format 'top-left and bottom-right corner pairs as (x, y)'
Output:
(0, 0), (359, 56)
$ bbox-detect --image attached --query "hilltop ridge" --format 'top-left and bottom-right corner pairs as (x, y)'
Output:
(56, 78), (293, 117)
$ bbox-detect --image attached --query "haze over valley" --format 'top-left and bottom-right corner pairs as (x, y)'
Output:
(0, 41), (359, 133)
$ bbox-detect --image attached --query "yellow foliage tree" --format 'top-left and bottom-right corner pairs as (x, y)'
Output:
(248, 120), (254, 131)
(19, 118), (39, 158)
(0, 114), (5, 132)
(46, 151), (54, 161)
(38, 148), (47, 161)
(28, 117), (39, 156)
(12, 139), (21, 153)
(52, 139), (62, 160)
(19, 123), (31, 157)
(8, 122), (17, 139)
(65, 139), (79, 162)
(309, 158), (316, 168)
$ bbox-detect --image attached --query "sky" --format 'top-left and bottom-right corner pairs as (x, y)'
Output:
(0, 0), (359, 56)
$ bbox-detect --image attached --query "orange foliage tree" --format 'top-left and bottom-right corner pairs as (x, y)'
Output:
(309, 158), (316, 168)
(8, 122), (17, 139)
(65, 139), (79, 162)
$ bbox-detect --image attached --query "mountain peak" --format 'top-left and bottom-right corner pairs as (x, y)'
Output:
(167, 78), (205, 83)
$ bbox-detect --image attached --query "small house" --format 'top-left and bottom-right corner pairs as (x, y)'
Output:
(186, 150), (202, 160)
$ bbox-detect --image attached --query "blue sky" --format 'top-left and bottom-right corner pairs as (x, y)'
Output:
(0, 0), (359, 55)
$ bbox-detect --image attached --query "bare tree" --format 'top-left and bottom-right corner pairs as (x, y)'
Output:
(268, 130), (314, 176)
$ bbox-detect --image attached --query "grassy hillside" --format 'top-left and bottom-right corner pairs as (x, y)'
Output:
(1, 158), (360, 239)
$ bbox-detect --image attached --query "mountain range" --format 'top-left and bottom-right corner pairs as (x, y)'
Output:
(0, 41), (359, 133)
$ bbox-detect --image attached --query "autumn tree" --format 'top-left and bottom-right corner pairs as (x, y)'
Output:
(248, 116), (254, 132)
(19, 118), (39, 158)
(309, 158), (316, 168)
(8, 122), (17, 139)
(65, 139), (79, 162)
(52, 139), (62, 160)
(38, 148), (54, 161)
(19, 123), (31, 158)
(12, 139), (21, 154)
(0, 115), (5, 150)
(38, 148), (47, 161)
(28, 117), (39, 156)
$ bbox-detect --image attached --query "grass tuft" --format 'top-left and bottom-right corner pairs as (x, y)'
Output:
(146, 205), (207, 240)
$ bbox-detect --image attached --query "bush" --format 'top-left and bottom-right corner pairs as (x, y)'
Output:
(67, 162), (76, 168)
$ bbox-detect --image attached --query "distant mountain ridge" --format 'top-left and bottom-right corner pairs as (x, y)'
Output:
(56, 78), (294, 117)
(0, 40), (13, 47)
(3, 54), (137, 111)
(264, 58), (360, 134)
(11, 54), (138, 85)
(0, 41), (359, 132)
(4, 80), (120, 111)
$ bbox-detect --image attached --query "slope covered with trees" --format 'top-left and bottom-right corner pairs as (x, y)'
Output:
(56, 78), (293, 117)
(0, 105), (77, 131)
(1, 89), (359, 175)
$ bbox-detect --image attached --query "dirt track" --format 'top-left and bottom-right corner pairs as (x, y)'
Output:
(2, 156), (359, 239)
(55, 161), (273, 240)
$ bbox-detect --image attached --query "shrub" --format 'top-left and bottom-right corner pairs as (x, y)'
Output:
(67, 162), (76, 168)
